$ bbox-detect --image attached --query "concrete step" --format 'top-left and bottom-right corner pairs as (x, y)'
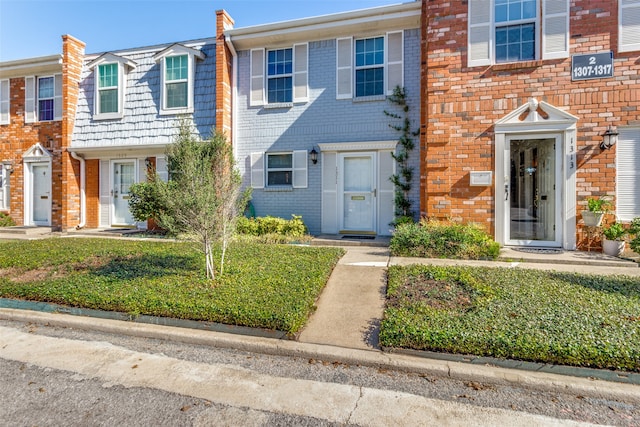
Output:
(0, 226), (55, 236)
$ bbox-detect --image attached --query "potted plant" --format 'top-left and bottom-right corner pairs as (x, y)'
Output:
(601, 221), (627, 256)
(581, 197), (610, 227)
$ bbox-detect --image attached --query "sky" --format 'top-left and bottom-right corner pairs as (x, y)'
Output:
(0, 0), (407, 62)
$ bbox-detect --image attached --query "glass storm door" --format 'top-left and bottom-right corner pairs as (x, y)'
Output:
(341, 154), (375, 233)
(112, 161), (136, 225)
(32, 163), (50, 225)
(506, 137), (560, 246)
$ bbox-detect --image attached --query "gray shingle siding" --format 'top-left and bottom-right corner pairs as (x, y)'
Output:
(236, 29), (421, 234)
(72, 39), (217, 147)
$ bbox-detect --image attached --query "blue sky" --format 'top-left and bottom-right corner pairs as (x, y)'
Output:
(0, 0), (406, 61)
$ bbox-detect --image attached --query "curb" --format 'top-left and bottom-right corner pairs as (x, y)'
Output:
(1, 308), (638, 405)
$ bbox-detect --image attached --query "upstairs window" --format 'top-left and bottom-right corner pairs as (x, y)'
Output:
(24, 74), (62, 123)
(97, 63), (119, 114)
(88, 53), (136, 120)
(37, 77), (55, 121)
(165, 55), (188, 109)
(267, 48), (293, 103)
(355, 37), (384, 97)
(495, 0), (536, 63)
(468, 0), (568, 67)
(155, 44), (205, 115)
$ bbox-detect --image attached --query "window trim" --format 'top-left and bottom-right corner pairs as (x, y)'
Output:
(354, 36), (385, 98)
(250, 43), (308, 107)
(88, 53), (136, 121)
(37, 76), (55, 122)
(250, 150), (308, 189)
(96, 63), (121, 118)
(266, 48), (293, 104)
(154, 44), (205, 116)
(266, 152), (294, 187)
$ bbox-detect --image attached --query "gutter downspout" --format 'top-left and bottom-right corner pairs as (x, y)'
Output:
(69, 151), (86, 229)
(225, 35), (238, 159)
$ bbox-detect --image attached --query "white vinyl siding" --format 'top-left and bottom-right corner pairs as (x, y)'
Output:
(616, 128), (640, 221)
(321, 152), (338, 234)
(0, 79), (9, 125)
(293, 43), (309, 103)
(250, 151), (307, 189)
(336, 37), (353, 99)
(620, 0), (640, 52)
(250, 49), (265, 107)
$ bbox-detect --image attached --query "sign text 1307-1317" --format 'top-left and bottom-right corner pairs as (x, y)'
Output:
(571, 52), (614, 81)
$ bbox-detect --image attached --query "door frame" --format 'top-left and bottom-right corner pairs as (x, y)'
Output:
(22, 143), (53, 227)
(504, 134), (562, 247)
(494, 99), (578, 250)
(110, 159), (137, 226)
(338, 152), (377, 234)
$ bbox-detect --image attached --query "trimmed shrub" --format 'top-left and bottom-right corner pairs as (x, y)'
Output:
(390, 218), (500, 260)
(236, 215), (307, 237)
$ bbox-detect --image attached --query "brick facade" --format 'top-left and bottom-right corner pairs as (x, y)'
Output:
(421, 0), (640, 249)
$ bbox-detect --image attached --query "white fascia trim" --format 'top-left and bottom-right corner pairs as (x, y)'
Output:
(67, 144), (168, 159)
(154, 43), (206, 61)
(225, 3), (420, 50)
(83, 38), (216, 62)
(0, 55), (62, 79)
(88, 53), (137, 70)
(318, 140), (397, 152)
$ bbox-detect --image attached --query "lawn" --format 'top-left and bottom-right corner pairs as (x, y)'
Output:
(380, 264), (640, 372)
(0, 238), (344, 335)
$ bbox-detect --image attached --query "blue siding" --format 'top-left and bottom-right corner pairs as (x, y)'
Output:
(72, 39), (216, 148)
(236, 29), (421, 234)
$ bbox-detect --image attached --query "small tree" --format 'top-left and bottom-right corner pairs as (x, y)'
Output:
(384, 86), (419, 222)
(130, 121), (247, 279)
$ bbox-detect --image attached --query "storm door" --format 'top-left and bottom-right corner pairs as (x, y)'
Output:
(111, 160), (136, 226)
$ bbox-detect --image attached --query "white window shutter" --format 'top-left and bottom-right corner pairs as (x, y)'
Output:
(0, 79), (9, 125)
(542, 0), (569, 59)
(24, 76), (36, 123)
(336, 37), (353, 99)
(386, 31), (404, 95)
(292, 150), (308, 189)
(293, 43), (308, 103)
(250, 49), (265, 107)
(54, 73), (63, 121)
(620, 0), (640, 53)
(468, 0), (492, 67)
(250, 152), (265, 188)
(99, 160), (110, 227)
(616, 128), (640, 220)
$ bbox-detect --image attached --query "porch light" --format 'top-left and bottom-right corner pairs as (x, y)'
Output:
(310, 148), (318, 165)
(3, 162), (13, 174)
(600, 126), (618, 150)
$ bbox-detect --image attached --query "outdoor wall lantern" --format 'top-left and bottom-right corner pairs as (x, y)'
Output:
(4, 162), (13, 174)
(600, 125), (618, 150)
(310, 148), (318, 165)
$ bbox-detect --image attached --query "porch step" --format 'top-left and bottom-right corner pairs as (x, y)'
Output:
(0, 226), (56, 236)
(499, 247), (638, 268)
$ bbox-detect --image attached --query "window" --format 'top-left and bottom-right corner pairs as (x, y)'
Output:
(495, 0), (536, 63)
(620, 0), (640, 53)
(250, 151), (308, 189)
(267, 49), (293, 103)
(97, 63), (119, 114)
(155, 44), (204, 115)
(617, 128), (640, 221)
(250, 44), (308, 107)
(336, 32), (403, 100)
(37, 77), (54, 121)
(267, 153), (293, 186)
(468, 0), (568, 67)
(165, 55), (188, 109)
(0, 79), (9, 125)
(355, 37), (384, 97)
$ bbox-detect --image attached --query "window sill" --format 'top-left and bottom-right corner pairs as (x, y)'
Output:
(264, 102), (293, 110)
(159, 107), (193, 116)
(93, 113), (123, 121)
(352, 94), (386, 103)
(491, 60), (543, 71)
(263, 186), (293, 192)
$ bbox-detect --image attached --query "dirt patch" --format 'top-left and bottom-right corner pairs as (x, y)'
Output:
(5, 266), (55, 283)
(389, 277), (474, 311)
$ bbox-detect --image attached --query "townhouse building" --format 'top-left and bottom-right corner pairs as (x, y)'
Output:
(421, 0), (640, 250)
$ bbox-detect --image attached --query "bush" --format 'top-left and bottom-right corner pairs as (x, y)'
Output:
(236, 215), (307, 237)
(390, 218), (500, 260)
(629, 217), (640, 253)
(0, 212), (15, 227)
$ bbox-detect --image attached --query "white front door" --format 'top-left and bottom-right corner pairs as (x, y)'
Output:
(111, 160), (136, 226)
(31, 163), (51, 225)
(340, 153), (376, 233)
(505, 136), (561, 246)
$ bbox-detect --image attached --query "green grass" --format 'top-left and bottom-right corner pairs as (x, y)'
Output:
(0, 238), (344, 335)
(380, 265), (640, 372)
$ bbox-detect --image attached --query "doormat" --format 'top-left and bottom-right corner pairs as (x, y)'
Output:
(342, 235), (375, 240)
(511, 247), (563, 254)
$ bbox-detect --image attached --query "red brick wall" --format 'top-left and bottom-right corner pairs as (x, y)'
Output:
(421, 0), (640, 248)
(85, 159), (99, 228)
(216, 10), (235, 142)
